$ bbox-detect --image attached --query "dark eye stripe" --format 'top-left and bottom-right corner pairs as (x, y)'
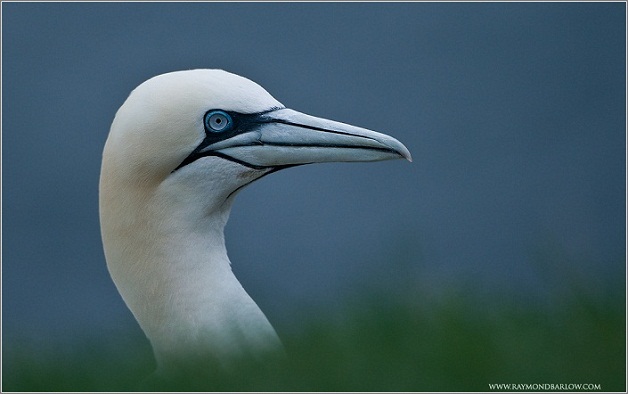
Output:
(172, 108), (282, 172)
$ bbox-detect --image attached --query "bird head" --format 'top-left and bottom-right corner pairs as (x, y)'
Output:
(102, 69), (411, 213)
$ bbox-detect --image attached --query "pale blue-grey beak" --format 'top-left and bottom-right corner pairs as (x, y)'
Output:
(202, 108), (412, 168)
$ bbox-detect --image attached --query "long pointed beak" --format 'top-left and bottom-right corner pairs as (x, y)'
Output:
(203, 108), (412, 168)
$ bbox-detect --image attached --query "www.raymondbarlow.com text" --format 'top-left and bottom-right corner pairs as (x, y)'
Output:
(489, 383), (601, 391)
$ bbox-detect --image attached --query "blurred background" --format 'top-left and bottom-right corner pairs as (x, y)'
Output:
(2, 2), (625, 391)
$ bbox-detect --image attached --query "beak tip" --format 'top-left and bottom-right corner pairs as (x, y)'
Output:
(394, 143), (412, 163)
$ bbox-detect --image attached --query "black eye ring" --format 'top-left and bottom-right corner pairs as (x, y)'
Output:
(204, 110), (233, 133)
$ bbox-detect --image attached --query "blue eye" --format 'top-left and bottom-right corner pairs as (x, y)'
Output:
(204, 110), (233, 133)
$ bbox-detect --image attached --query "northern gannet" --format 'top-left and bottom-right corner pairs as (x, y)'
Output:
(99, 69), (411, 371)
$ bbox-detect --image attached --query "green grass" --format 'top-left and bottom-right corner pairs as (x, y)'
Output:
(3, 291), (625, 392)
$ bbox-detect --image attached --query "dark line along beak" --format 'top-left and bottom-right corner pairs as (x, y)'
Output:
(199, 108), (412, 168)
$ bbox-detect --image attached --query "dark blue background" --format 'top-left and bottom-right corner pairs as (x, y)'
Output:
(3, 2), (625, 349)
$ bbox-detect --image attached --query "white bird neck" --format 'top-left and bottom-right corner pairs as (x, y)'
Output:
(100, 164), (282, 370)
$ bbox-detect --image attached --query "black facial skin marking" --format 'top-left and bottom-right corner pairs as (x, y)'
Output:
(172, 108), (282, 172)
